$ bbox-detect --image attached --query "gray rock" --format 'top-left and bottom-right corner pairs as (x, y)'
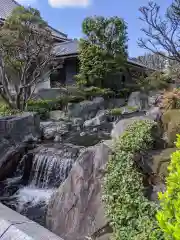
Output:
(46, 143), (112, 240)
(111, 116), (151, 139)
(83, 110), (107, 128)
(32, 88), (67, 100)
(67, 97), (105, 120)
(40, 121), (69, 140)
(72, 118), (84, 126)
(0, 113), (40, 181)
(49, 111), (67, 121)
(146, 107), (162, 121)
(128, 91), (149, 110)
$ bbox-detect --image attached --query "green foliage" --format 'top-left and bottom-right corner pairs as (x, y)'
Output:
(0, 104), (21, 116)
(137, 71), (171, 92)
(83, 86), (114, 100)
(103, 120), (163, 240)
(76, 16), (128, 88)
(26, 95), (86, 119)
(156, 134), (180, 240)
(0, 6), (54, 110)
(162, 109), (180, 147)
(126, 105), (139, 112)
(107, 108), (122, 116)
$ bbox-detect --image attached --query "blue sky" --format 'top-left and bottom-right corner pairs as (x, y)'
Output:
(17, 0), (172, 57)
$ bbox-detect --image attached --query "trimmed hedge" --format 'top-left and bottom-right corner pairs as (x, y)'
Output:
(83, 86), (115, 100)
(103, 120), (164, 240)
(156, 134), (180, 240)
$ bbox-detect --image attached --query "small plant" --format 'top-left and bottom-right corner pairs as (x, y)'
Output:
(107, 108), (122, 116)
(127, 105), (139, 112)
(0, 104), (21, 116)
(156, 134), (180, 240)
(103, 120), (163, 240)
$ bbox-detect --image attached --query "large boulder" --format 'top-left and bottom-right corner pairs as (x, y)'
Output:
(67, 97), (105, 120)
(46, 143), (112, 240)
(49, 111), (68, 121)
(83, 110), (107, 128)
(40, 121), (71, 140)
(111, 116), (150, 139)
(128, 91), (149, 110)
(146, 107), (162, 121)
(0, 113), (40, 181)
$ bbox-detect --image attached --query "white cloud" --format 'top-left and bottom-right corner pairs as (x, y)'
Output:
(48, 0), (90, 8)
(16, 0), (37, 5)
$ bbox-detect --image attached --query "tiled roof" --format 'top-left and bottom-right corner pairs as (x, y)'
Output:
(54, 40), (79, 56)
(0, 0), (19, 19)
(55, 40), (155, 70)
(0, 0), (67, 40)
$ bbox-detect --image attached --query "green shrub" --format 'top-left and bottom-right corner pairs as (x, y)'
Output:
(26, 99), (61, 119)
(0, 104), (21, 116)
(68, 95), (85, 103)
(107, 108), (122, 116)
(162, 110), (180, 147)
(83, 87), (114, 100)
(137, 71), (171, 92)
(103, 120), (163, 240)
(156, 134), (180, 240)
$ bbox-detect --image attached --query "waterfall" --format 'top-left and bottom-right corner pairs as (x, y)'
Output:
(30, 148), (75, 188)
(3, 144), (81, 225)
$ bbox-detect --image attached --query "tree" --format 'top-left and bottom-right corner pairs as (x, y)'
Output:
(76, 16), (128, 88)
(132, 53), (167, 70)
(0, 6), (55, 110)
(139, 0), (180, 63)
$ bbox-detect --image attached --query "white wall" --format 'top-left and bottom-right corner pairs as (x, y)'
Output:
(34, 71), (51, 93)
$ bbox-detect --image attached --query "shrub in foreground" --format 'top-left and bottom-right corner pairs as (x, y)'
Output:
(156, 134), (180, 240)
(103, 120), (163, 240)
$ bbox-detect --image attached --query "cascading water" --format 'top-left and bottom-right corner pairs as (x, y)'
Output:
(3, 143), (82, 226)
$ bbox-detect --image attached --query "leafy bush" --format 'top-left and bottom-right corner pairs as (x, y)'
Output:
(27, 99), (63, 119)
(162, 109), (180, 147)
(0, 104), (21, 116)
(160, 88), (180, 110)
(137, 71), (171, 92)
(156, 134), (180, 240)
(103, 120), (163, 240)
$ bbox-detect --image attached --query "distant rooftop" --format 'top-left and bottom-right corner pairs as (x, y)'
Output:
(55, 40), (156, 70)
(0, 0), (68, 40)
